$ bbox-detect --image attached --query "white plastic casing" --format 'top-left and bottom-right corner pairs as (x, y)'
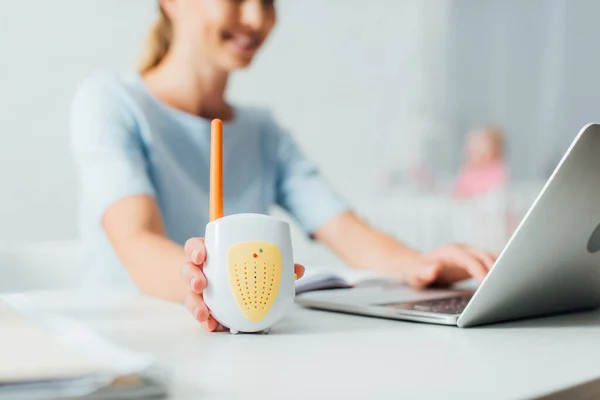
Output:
(203, 213), (295, 333)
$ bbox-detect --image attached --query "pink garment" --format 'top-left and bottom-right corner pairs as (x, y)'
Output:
(454, 161), (508, 198)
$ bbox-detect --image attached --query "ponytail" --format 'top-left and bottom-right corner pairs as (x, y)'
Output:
(138, 5), (172, 73)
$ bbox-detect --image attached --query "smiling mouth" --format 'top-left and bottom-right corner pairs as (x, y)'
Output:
(222, 32), (262, 53)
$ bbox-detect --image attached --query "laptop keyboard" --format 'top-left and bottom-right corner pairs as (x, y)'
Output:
(384, 294), (473, 315)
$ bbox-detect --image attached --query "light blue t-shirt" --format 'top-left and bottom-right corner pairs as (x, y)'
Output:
(69, 73), (348, 289)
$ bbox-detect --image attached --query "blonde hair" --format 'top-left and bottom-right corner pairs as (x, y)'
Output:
(138, 5), (173, 73)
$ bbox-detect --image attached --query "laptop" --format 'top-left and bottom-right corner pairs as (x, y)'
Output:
(296, 123), (600, 327)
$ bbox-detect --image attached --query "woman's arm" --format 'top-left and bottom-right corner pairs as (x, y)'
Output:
(70, 77), (195, 303)
(102, 195), (188, 302)
(314, 211), (496, 287)
(102, 194), (227, 330)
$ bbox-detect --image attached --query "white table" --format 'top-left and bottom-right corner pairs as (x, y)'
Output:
(19, 291), (600, 400)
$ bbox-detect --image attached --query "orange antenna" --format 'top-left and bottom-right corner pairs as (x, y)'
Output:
(210, 119), (224, 221)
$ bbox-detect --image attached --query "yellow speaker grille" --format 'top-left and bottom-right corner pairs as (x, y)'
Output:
(227, 241), (282, 322)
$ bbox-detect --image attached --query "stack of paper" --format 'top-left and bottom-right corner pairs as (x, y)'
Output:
(0, 295), (167, 399)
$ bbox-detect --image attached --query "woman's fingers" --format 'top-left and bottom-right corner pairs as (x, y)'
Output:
(412, 265), (441, 288)
(184, 237), (206, 265)
(184, 286), (220, 332)
(429, 245), (488, 282)
(461, 245), (497, 271)
(431, 265), (471, 286)
(181, 262), (207, 293)
(186, 293), (221, 332)
(447, 246), (488, 281)
(205, 316), (221, 332)
(184, 291), (210, 323)
(294, 263), (305, 279)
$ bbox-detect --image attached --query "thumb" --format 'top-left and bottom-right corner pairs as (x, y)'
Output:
(293, 263), (305, 280)
(416, 264), (441, 284)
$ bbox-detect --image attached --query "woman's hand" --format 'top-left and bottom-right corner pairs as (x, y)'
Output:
(181, 237), (305, 332)
(314, 212), (497, 290)
(399, 244), (497, 288)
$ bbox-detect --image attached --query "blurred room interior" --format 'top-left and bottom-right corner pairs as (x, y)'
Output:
(1, 0), (599, 292)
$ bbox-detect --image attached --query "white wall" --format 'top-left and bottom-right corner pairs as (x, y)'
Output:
(0, 0), (595, 243)
(0, 0), (447, 242)
(0, 1), (155, 241)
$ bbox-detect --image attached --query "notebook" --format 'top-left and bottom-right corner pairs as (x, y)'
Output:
(295, 267), (394, 294)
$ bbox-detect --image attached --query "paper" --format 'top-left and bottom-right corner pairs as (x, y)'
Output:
(0, 294), (162, 400)
(0, 299), (110, 384)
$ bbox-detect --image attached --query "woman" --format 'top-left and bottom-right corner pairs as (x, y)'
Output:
(70, 0), (495, 331)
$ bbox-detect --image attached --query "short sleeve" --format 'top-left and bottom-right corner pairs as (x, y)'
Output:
(265, 115), (350, 235)
(70, 76), (155, 222)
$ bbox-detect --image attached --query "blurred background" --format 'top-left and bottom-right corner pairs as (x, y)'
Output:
(1, 0), (599, 291)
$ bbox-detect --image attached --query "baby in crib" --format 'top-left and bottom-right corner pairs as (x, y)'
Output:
(453, 125), (508, 198)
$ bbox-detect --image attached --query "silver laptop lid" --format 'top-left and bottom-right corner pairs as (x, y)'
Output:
(458, 123), (600, 327)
